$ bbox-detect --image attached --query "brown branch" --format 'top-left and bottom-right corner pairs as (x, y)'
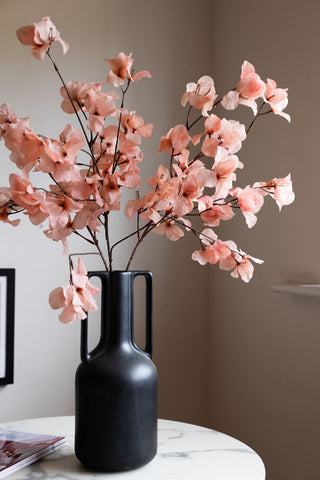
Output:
(86, 226), (109, 271)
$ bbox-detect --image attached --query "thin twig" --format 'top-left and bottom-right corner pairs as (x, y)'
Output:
(103, 212), (112, 271)
(72, 229), (95, 244)
(86, 226), (109, 271)
(246, 101), (269, 135)
(46, 51), (91, 149)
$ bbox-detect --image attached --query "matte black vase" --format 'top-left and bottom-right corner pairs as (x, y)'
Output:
(75, 271), (158, 471)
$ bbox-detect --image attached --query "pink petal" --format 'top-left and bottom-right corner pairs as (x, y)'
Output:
(16, 26), (37, 46)
(201, 137), (219, 157)
(31, 44), (50, 61)
(133, 70), (152, 81)
(221, 91), (239, 110)
(76, 257), (88, 275)
(49, 287), (66, 309)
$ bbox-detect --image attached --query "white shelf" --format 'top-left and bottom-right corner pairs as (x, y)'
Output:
(272, 283), (320, 298)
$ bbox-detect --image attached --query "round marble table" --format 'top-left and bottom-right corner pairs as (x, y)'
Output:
(0, 416), (265, 479)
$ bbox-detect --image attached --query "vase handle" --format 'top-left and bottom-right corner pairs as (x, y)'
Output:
(80, 271), (108, 363)
(132, 271), (153, 359)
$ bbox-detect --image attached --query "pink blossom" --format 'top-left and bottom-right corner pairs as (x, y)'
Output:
(192, 236), (233, 266)
(181, 76), (217, 116)
(222, 61), (266, 115)
(105, 52), (151, 87)
(49, 284), (85, 323)
(100, 125), (118, 155)
(257, 174), (294, 211)
(71, 258), (100, 309)
(105, 52), (134, 87)
(236, 61), (266, 114)
(218, 119), (246, 154)
(221, 91), (240, 111)
(49, 258), (100, 323)
(273, 174), (295, 210)
(172, 175), (202, 217)
(16, 17), (69, 61)
(73, 202), (103, 231)
(0, 104), (28, 140)
(214, 240), (263, 282)
(8, 174), (48, 225)
(60, 81), (103, 114)
(121, 111), (153, 144)
(158, 124), (190, 155)
(9, 174), (40, 209)
(230, 253), (264, 283)
(39, 125), (85, 181)
(214, 150), (243, 198)
(153, 220), (184, 241)
(84, 90), (118, 133)
(192, 245), (218, 265)
(197, 196), (234, 226)
(99, 175), (122, 211)
(0, 187), (21, 226)
(45, 194), (83, 230)
(192, 114), (221, 158)
(117, 158), (142, 190)
(125, 192), (163, 223)
(3, 125), (44, 172)
(264, 78), (290, 122)
(147, 165), (170, 189)
(231, 186), (264, 228)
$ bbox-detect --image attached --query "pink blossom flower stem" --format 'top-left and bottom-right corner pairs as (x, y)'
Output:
(72, 229), (95, 245)
(76, 100), (88, 121)
(169, 149), (174, 176)
(7, 209), (23, 216)
(91, 133), (99, 145)
(173, 217), (219, 247)
(185, 207), (212, 216)
(125, 214), (171, 271)
(86, 226), (109, 271)
(246, 101), (268, 134)
(110, 222), (152, 257)
(187, 114), (203, 131)
(212, 95), (225, 109)
(103, 212), (112, 271)
(186, 106), (193, 130)
(49, 173), (65, 192)
(135, 192), (141, 240)
(46, 51), (99, 174)
(258, 109), (272, 116)
(80, 149), (93, 158)
(110, 81), (130, 175)
(76, 162), (91, 167)
(188, 151), (204, 167)
(46, 52), (91, 148)
(125, 227), (150, 271)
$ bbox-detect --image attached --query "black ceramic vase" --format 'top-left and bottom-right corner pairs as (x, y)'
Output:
(75, 271), (158, 471)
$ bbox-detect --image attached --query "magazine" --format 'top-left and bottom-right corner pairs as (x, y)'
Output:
(0, 428), (66, 478)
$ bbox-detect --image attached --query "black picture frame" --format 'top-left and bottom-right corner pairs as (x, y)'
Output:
(0, 269), (15, 385)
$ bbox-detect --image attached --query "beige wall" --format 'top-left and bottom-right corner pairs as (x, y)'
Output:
(209, 1), (320, 479)
(0, 0), (212, 425)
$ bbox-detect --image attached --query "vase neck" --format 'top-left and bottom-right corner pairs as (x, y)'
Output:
(103, 272), (133, 349)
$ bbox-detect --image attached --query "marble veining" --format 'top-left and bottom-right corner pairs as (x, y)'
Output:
(0, 417), (265, 480)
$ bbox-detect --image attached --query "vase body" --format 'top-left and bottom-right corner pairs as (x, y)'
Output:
(75, 271), (158, 471)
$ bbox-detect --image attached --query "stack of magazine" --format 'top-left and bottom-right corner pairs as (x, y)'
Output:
(0, 428), (66, 478)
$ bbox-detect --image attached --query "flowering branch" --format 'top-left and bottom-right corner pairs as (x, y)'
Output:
(0, 16), (294, 322)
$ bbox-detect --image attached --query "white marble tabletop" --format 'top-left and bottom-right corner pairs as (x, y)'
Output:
(0, 416), (265, 479)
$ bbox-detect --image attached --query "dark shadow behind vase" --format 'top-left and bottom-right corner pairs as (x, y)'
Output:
(75, 271), (158, 471)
